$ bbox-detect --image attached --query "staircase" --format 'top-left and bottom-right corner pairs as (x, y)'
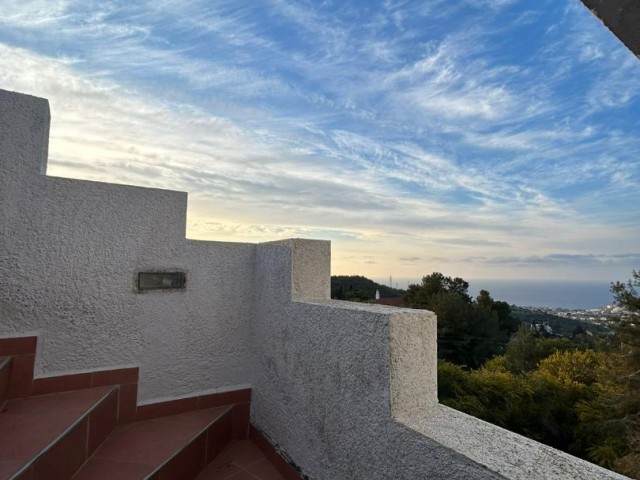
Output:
(0, 336), (288, 480)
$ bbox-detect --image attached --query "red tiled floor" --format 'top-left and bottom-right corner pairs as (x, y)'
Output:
(32, 417), (88, 480)
(74, 406), (230, 479)
(0, 386), (116, 479)
(72, 457), (154, 480)
(156, 432), (207, 480)
(0, 461), (23, 479)
(88, 388), (119, 455)
(195, 440), (286, 480)
(247, 459), (288, 480)
(6, 387), (115, 415)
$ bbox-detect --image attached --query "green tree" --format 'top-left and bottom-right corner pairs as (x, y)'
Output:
(406, 273), (518, 368)
(608, 270), (640, 476)
(572, 270), (640, 478)
(331, 275), (404, 300)
(504, 326), (574, 374)
(611, 269), (640, 312)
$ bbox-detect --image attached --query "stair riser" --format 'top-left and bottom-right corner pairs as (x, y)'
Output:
(6, 387), (118, 480)
(0, 337), (37, 400)
(150, 409), (233, 480)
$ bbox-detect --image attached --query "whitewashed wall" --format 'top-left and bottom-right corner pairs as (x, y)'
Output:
(0, 89), (255, 401)
(251, 240), (503, 479)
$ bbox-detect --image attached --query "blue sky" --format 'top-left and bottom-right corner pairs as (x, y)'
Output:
(1, 0), (639, 282)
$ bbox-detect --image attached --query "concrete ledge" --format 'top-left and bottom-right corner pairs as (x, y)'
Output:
(399, 404), (630, 480)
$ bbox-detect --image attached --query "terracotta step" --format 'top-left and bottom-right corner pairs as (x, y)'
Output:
(73, 406), (233, 480)
(195, 439), (287, 480)
(0, 386), (118, 480)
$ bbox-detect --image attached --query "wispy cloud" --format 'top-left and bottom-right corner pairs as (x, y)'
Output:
(0, 0), (637, 281)
(466, 253), (640, 267)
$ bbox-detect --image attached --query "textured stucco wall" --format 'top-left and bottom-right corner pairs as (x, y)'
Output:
(407, 405), (629, 480)
(580, 0), (640, 57)
(252, 240), (630, 479)
(0, 89), (255, 401)
(251, 241), (502, 479)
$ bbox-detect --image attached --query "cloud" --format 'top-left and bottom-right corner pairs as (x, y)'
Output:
(0, 0), (72, 28)
(466, 253), (640, 267)
(0, 0), (637, 282)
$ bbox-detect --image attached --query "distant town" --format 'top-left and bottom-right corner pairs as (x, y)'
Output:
(519, 304), (636, 335)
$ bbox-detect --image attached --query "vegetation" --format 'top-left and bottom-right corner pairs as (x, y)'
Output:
(405, 273), (520, 368)
(331, 275), (404, 302)
(435, 269), (640, 478)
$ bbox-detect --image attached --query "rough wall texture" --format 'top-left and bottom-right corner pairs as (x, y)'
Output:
(251, 242), (502, 479)
(580, 0), (640, 57)
(0, 89), (255, 401)
(408, 405), (629, 480)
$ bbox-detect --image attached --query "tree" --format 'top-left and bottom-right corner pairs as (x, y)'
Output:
(331, 275), (404, 300)
(608, 270), (640, 477)
(504, 326), (574, 374)
(406, 273), (519, 367)
(611, 269), (640, 313)
(574, 270), (640, 478)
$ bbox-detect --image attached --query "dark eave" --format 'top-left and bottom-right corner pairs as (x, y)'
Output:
(579, 0), (640, 58)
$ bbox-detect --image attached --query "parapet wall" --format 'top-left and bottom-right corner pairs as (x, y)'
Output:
(251, 241), (501, 479)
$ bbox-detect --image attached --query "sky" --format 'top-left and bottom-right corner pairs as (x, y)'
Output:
(1, 0), (639, 284)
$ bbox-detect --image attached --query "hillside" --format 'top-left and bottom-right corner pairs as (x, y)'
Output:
(331, 275), (405, 301)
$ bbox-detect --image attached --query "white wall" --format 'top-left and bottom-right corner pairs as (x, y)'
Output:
(251, 240), (502, 479)
(0, 88), (255, 401)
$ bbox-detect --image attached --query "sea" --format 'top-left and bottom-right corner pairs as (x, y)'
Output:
(467, 280), (614, 310)
(377, 278), (614, 310)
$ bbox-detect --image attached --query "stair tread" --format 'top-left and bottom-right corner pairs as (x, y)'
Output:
(195, 439), (287, 480)
(73, 406), (231, 480)
(0, 386), (116, 479)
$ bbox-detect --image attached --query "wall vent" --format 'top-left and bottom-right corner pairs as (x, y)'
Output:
(137, 272), (186, 291)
